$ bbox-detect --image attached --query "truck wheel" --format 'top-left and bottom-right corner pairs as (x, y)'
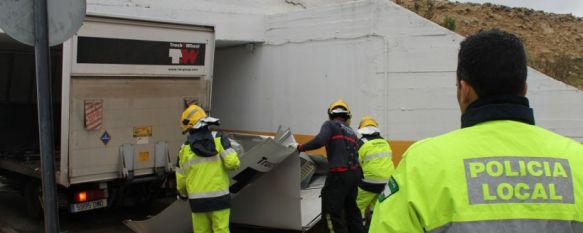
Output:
(24, 180), (43, 219)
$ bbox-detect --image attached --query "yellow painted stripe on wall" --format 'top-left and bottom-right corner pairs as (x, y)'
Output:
(219, 128), (415, 165)
(388, 140), (415, 166)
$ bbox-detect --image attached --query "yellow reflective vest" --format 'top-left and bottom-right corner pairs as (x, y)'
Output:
(358, 137), (395, 192)
(176, 135), (240, 212)
(370, 120), (583, 232)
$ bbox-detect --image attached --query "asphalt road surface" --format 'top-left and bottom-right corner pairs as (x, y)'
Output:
(0, 175), (327, 233)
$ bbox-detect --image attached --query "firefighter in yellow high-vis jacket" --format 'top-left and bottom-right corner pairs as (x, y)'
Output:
(176, 104), (240, 233)
(355, 115), (394, 225)
(369, 29), (583, 233)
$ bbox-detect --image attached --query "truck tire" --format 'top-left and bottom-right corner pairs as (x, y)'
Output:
(24, 180), (43, 219)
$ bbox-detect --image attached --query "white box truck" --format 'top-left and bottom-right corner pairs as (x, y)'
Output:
(0, 16), (215, 217)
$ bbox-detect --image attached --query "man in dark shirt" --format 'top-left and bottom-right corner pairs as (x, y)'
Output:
(297, 99), (364, 233)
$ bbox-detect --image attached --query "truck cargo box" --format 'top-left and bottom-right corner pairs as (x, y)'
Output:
(0, 16), (216, 215)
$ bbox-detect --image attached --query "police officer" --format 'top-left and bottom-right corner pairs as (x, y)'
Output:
(297, 100), (364, 233)
(355, 116), (394, 225)
(369, 29), (583, 232)
(176, 104), (240, 233)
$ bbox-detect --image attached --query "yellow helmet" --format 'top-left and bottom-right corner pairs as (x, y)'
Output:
(328, 99), (351, 119)
(180, 104), (219, 134)
(358, 115), (378, 129)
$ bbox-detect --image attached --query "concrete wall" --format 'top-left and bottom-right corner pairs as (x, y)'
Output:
(19, 0), (576, 142)
(86, 0), (356, 46)
(87, 0), (268, 45)
(211, 0), (583, 141)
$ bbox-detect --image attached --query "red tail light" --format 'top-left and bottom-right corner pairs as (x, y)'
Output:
(74, 189), (106, 203)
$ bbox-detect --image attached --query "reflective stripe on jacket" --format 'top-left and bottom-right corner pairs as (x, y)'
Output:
(176, 136), (240, 212)
(358, 138), (394, 193)
(369, 120), (583, 233)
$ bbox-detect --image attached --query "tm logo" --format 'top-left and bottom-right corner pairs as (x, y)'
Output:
(169, 48), (199, 64)
(257, 157), (275, 169)
(168, 43), (201, 64)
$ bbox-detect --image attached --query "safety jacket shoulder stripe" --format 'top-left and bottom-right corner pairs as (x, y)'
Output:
(188, 189), (230, 199)
(362, 178), (388, 184)
(428, 219), (583, 233)
(175, 167), (185, 175)
(182, 155), (220, 170)
(220, 148), (236, 159)
(188, 193), (231, 212)
(361, 152), (392, 162)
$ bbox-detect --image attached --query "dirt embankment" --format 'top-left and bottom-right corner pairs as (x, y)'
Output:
(394, 0), (583, 89)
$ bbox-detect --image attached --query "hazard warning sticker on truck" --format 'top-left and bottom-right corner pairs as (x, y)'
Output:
(139, 151), (150, 162)
(84, 99), (103, 130)
(100, 131), (111, 145)
(133, 126), (152, 137)
(134, 126), (152, 145)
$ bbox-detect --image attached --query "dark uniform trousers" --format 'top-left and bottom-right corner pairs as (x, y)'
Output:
(321, 169), (364, 233)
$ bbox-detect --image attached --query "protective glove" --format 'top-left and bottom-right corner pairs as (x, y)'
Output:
(296, 144), (304, 152)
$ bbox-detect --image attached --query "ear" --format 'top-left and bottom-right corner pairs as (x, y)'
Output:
(458, 80), (478, 113)
(458, 80), (472, 104)
(520, 82), (528, 96)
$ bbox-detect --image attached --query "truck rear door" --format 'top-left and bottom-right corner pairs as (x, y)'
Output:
(60, 17), (214, 186)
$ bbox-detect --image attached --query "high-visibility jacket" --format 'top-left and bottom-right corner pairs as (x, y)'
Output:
(176, 135), (240, 212)
(369, 119), (583, 232)
(358, 136), (394, 193)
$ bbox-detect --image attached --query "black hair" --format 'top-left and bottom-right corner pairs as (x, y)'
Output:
(457, 29), (527, 97)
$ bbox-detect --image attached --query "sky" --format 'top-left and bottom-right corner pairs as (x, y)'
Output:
(453, 0), (583, 17)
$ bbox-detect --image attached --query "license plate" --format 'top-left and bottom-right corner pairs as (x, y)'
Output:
(70, 199), (108, 213)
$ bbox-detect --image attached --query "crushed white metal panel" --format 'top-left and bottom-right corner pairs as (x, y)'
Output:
(211, 0), (583, 142)
(300, 176), (325, 230)
(124, 129), (322, 232)
(230, 152), (303, 230)
(124, 199), (193, 233)
(227, 129), (322, 230)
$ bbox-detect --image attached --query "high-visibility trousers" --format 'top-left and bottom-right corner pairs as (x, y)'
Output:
(192, 208), (230, 233)
(356, 187), (379, 218)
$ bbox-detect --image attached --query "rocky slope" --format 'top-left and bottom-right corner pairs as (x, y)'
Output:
(394, 0), (583, 89)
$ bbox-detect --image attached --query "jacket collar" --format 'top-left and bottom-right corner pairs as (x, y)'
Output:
(186, 127), (218, 157)
(461, 95), (535, 128)
(362, 133), (383, 141)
